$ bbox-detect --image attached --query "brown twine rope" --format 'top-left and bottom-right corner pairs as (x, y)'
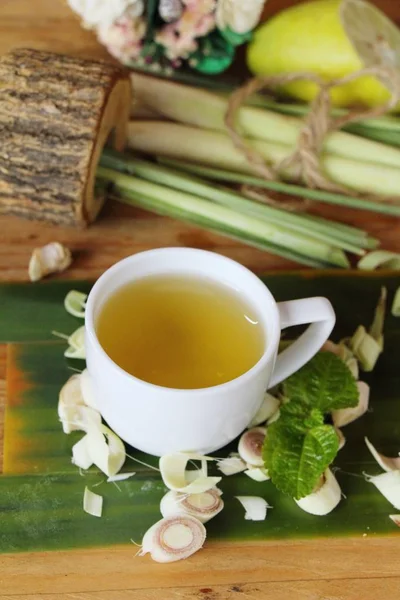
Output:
(225, 66), (400, 198)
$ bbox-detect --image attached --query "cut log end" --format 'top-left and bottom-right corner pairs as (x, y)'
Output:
(0, 48), (132, 226)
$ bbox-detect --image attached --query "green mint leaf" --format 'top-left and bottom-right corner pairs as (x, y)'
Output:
(263, 410), (339, 499)
(283, 351), (359, 413)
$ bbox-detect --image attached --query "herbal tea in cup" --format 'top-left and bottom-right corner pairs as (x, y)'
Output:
(85, 248), (335, 455)
(96, 275), (265, 389)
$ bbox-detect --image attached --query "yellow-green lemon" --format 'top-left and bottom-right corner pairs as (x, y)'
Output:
(247, 0), (400, 108)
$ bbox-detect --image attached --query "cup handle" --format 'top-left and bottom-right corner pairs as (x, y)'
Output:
(268, 297), (336, 388)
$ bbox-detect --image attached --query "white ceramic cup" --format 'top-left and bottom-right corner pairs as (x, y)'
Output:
(85, 248), (335, 456)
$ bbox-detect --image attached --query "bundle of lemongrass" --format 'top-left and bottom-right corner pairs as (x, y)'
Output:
(97, 74), (400, 268)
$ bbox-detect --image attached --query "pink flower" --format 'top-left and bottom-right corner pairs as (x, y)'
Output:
(156, 0), (216, 61)
(97, 14), (146, 63)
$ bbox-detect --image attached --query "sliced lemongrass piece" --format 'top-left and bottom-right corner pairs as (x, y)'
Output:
(140, 515), (206, 563)
(64, 326), (86, 359)
(244, 467), (270, 482)
(58, 375), (101, 434)
(83, 487), (103, 518)
(107, 472), (136, 483)
(64, 290), (87, 318)
(392, 288), (400, 317)
(248, 393), (280, 427)
(160, 488), (224, 524)
(295, 469), (341, 516)
(369, 287), (387, 343)
(80, 369), (98, 410)
(217, 454), (247, 476)
(160, 452), (220, 494)
(349, 326), (382, 372)
(29, 242), (72, 282)
(364, 437), (400, 472)
(345, 357), (359, 380)
(235, 496), (269, 521)
(335, 428), (346, 451)
(332, 381), (370, 427)
(367, 471), (400, 509)
(72, 434), (93, 470)
(267, 409), (281, 424)
(389, 515), (400, 527)
(87, 425), (126, 477)
(238, 427), (266, 467)
(358, 251), (400, 271)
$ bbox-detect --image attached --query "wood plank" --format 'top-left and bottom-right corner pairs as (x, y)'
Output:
(1, 576), (400, 600)
(0, 538), (399, 596)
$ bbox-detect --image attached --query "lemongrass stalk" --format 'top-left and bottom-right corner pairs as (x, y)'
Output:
(97, 166), (349, 268)
(127, 121), (400, 207)
(159, 157), (400, 220)
(100, 150), (367, 255)
(132, 74), (400, 169)
(248, 96), (400, 133)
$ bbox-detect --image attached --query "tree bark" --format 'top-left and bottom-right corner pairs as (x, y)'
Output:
(0, 48), (131, 226)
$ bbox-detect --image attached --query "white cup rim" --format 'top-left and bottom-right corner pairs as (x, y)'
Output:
(85, 248), (281, 396)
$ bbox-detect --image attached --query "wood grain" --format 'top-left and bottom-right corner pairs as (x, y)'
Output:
(0, 2), (400, 599)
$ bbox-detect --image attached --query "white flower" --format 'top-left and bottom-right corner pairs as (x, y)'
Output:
(216, 0), (265, 34)
(67, 0), (144, 29)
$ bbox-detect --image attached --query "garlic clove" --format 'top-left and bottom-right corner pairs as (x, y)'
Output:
(332, 381), (370, 427)
(140, 515), (206, 563)
(29, 242), (72, 282)
(160, 488), (224, 524)
(335, 428), (346, 451)
(295, 469), (341, 516)
(248, 393), (280, 427)
(365, 437), (400, 472)
(238, 427), (266, 467)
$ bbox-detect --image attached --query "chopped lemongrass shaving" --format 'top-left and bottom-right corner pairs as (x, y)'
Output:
(79, 369), (98, 410)
(140, 515), (206, 563)
(107, 472), (136, 483)
(267, 409), (281, 424)
(389, 515), (400, 527)
(349, 326), (382, 372)
(248, 393), (280, 427)
(332, 381), (370, 427)
(64, 326), (86, 359)
(64, 290), (87, 318)
(364, 438), (400, 472)
(238, 427), (266, 467)
(72, 434), (93, 470)
(367, 471), (400, 509)
(160, 453), (220, 494)
(295, 469), (341, 516)
(160, 488), (224, 524)
(217, 454), (247, 476)
(58, 374), (101, 434)
(369, 287), (387, 343)
(335, 428), (346, 451)
(83, 487), (103, 518)
(235, 496), (269, 521)
(244, 467), (270, 482)
(392, 287), (400, 317)
(358, 251), (400, 270)
(86, 425), (126, 477)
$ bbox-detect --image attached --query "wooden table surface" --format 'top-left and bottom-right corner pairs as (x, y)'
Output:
(0, 1), (400, 599)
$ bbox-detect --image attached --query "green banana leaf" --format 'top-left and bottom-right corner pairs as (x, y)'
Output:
(1, 272), (400, 553)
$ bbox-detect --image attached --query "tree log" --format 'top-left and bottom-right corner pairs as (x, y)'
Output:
(0, 48), (131, 226)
